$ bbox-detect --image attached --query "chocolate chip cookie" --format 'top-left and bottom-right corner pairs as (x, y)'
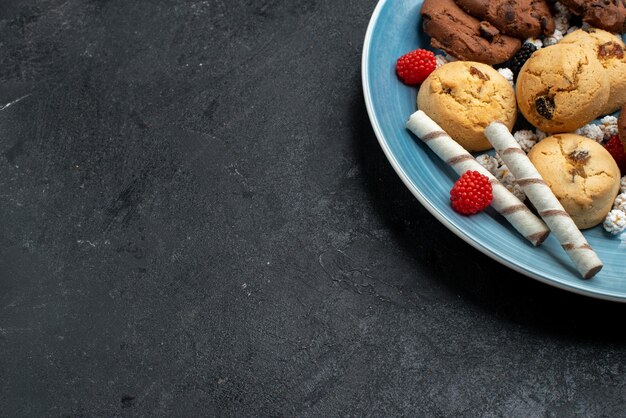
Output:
(421, 0), (522, 65)
(558, 0), (626, 33)
(454, 0), (555, 39)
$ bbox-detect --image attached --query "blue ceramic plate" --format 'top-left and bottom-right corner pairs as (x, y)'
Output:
(362, 0), (626, 301)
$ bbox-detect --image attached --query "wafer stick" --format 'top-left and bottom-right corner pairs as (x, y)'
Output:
(406, 111), (549, 246)
(484, 122), (603, 279)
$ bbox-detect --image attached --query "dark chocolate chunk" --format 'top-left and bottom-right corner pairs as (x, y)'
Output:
(479, 21), (500, 41)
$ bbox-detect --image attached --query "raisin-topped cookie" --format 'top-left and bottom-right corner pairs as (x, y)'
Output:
(558, 0), (626, 34)
(417, 61), (517, 151)
(528, 134), (621, 229)
(560, 29), (626, 115)
(454, 0), (554, 39)
(516, 43), (610, 133)
(421, 0), (521, 65)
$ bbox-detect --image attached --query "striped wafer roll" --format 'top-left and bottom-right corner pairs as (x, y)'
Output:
(406, 111), (549, 246)
(484, 122), (603, 279)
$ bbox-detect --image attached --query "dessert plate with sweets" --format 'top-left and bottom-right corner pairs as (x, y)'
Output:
(362, 0), (626, 300)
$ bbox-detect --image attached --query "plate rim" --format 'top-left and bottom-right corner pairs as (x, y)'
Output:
(361, 0), (626, 303)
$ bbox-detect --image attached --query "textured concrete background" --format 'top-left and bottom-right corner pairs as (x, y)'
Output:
(1, 0), (626, 416)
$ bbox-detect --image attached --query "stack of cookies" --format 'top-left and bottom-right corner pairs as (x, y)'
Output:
(421, 0), (554, 64)
(421, 0), (626, 65)
(512, 26), (626, 231)
(516, 29), (626, 134)
(413, 1), (626, 233)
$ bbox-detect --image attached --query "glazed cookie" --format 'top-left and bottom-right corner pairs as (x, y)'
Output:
(558, 0), (626, 34)
(454, 0), (554, 39)
(417, 61), (517, 152)
(516, 43), (610, 133)
(560, 29), (626, 115)
(421, 0), (522, 65)
(528, 134), (621, 229)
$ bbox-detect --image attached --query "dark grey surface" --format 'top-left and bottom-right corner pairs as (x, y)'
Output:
(1, 0), (626, 416)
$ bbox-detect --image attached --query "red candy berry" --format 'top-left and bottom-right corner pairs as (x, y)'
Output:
(450, 171), (493, 215)
(604, 134), (626, 174)
(395, 49), (436, 85)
